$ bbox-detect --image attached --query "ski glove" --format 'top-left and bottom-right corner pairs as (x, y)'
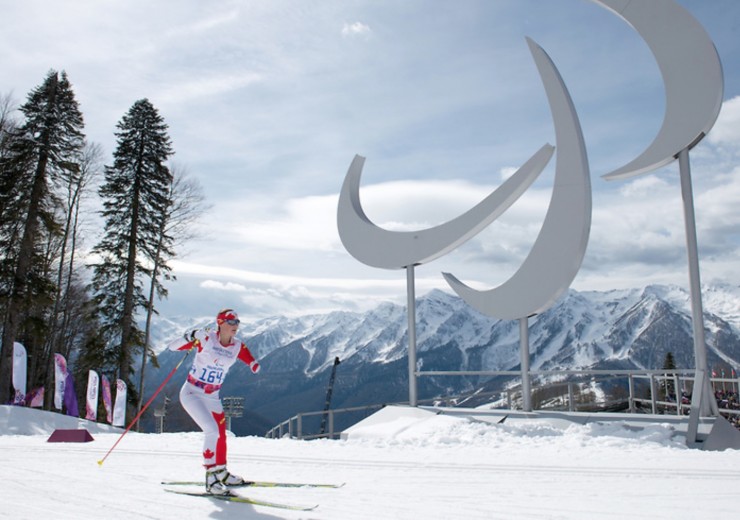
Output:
(249, 361), (260, 374)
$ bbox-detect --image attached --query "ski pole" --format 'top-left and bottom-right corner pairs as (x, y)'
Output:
(97, 349), (191, 466)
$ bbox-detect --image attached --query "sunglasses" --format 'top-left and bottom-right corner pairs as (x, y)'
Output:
(224, 318), (240, 326)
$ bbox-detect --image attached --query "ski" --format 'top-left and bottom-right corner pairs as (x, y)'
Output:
(162, 479), (343, 489)
(164, 488), (318, 511)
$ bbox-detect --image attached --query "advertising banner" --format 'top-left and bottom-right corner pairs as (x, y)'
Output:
(85, 370), (99, 421)
(101, 375), (112, 423)
(112, 379), (127, 427)
(12, 342), (27, 405)
(54, 354), (67, 410)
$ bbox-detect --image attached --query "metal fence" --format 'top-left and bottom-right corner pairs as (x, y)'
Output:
(264, 394), (478, 440)
(265, 369), (740, 440)
(265, 404), (385, 440)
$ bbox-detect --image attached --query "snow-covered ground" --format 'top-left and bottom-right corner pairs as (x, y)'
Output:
(1, 405), (739, 520)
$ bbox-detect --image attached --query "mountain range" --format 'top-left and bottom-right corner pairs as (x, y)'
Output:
(143, 283), (740, 436)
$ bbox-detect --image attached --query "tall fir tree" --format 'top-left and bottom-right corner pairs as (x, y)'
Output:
(0, 71), (85, 404)
(0, 92), (22, 316)
(137, 166), (207, 420)
(89, 99), (174, 398)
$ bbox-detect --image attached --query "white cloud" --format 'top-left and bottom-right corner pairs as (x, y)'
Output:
(200, 280), (247, 292)
(617, 175), (671, 198)
(163, 9), (240, 39)
(708, 96), (740, 146)
(207, 177), (552, 259)
(341, 21), (371, 37)
(500, 167), (518, 181)
(158, 72), (264, 105)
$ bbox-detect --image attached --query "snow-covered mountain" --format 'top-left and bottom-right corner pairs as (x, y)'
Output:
(147, 283), (740, 435)
(228, 283), (740, 375)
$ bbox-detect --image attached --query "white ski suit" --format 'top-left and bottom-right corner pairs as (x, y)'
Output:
(168, 329), (259, 467)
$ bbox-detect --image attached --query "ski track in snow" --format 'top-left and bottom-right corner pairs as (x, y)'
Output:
(2, 422), (740, 520)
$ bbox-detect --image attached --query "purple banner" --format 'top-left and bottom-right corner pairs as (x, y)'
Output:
(63, 372), (79, 417)
(26, 387), (44, 408)
(101, 375), (112, 424)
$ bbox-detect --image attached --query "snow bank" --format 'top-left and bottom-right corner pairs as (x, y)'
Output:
(342, 405), (688, 450)
(0, 405), (124, 436)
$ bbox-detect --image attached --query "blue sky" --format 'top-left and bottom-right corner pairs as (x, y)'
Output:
(2, 0), (739, 321)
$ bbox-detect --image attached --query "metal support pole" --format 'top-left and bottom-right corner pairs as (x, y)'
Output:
(650, 374), (657, 414)
(628, 375), (635, 413)
(568, 383), (575, 412)
(519, 317), (532, 412)
(674, 375), (681, 415)
(678, 148), (718, 417)
(407, 265), (418, 406)
(687, 369), (707, 446)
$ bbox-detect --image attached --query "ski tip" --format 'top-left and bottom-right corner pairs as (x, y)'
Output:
(97, 460), (104, 466)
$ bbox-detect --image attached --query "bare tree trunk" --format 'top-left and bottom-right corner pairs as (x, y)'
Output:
(137, 231), (163, 430)
(42, 143), (99, 408)
(119, 142), (145, 387)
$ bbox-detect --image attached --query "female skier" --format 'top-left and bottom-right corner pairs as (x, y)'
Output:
(168, 308), (261, 495)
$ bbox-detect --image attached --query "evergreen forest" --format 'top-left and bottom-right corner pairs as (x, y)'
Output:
(0, 70), (206, 415)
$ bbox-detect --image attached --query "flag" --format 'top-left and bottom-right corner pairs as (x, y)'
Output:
(63, 372), (79, 417)
(26, 387), (44, 408)
(12, 342), (27, 405)
(85, 370), (99, 421)
(112, 379), (127, 427)
(101, 375), (112, 424)
(54, 354), (67, 410)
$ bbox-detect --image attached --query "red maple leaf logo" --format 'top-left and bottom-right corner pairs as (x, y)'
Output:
(203, 449), (214, 460)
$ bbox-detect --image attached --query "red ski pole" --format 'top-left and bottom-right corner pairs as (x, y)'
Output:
(97, 350), (191, 466)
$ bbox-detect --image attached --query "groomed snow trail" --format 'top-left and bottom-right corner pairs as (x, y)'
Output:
(2, 413), (739, 520)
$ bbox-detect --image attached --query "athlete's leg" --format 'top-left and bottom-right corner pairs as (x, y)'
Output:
(179, 384), (225, 467)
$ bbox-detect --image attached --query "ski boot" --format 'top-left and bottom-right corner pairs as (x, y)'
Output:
(205, 465), (252, 494)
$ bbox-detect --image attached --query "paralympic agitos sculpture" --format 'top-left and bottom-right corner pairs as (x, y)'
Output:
(337, 0), (723, 429)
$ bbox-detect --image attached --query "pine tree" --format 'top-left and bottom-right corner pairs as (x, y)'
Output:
(0, 92), (21, 321)
(89, 99), (174, 397)
(137, 166), (207, 420)
(0, 71), (85, 404)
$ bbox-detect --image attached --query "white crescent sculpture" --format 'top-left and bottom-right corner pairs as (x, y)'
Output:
(590, 0), (725, 425)
(337, 146), (554, 270)
(442, 38), (591, 320)
(591, 0), (724, 180)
